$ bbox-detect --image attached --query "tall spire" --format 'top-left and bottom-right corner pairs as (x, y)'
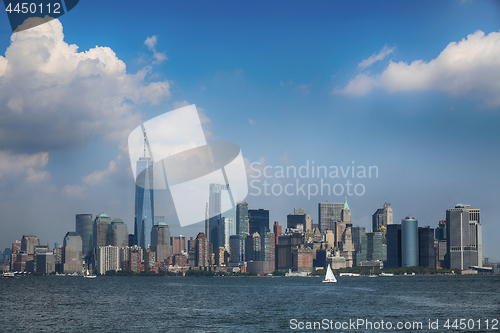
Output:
(343, 196), (350, 210)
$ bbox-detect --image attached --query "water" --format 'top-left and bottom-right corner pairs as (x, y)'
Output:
(1, 275), (499, 332)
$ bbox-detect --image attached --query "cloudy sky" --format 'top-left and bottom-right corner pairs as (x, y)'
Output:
(0, 0), (499, 261)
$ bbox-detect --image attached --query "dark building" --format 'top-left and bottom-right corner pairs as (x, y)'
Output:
(418, 226), (436, 268)
(236, 201), (249, 237)
(249, 209), (269, 237)
(76, 214), (93, 261)
(318, 202), (342, 232)
(385, 224), (402, 268)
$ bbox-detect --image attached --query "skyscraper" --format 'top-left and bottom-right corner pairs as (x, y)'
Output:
(401, 216), (418, 267)
(248, 209), (269, 236)
(151, 222), (172, 263)
(107, 218), (129, 248)
(76, 214), (93, 260)
(385, 224), (402, 268)
(318, 202), (343, 232)
(372, 202), (393, 232)
(195, 232), (209, 268)
(21, 235), (38, 256)
(208, 183), (236, 249)
(418, 226), (436, 268)
(93, 213), (111, 249)
(446, 204), (482, 270)
(63, 232), (82, 273)
(135, 156), (154, 250)
(236, 201), (249, 237)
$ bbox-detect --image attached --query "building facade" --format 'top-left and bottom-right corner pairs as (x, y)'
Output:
(401, 216), (418, 267)
(135, 157), (154, 249)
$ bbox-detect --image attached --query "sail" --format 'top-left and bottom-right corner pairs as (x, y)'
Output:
(324, 264), (337, 282)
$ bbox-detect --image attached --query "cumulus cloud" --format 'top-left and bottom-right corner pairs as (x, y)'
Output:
(144, 35), (168, 64)
(0, 19), (171, 153)
(0, 150), (49, 183)
(83, 159), (118, 186)
(336, 30), (500, 106)
(248, 119), (256, 125)
(358, 44), (395, 70)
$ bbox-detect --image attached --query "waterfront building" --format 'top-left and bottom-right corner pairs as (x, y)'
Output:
(93, 213), (111, 249)
(236, 201), (249, 237)
(292, 247), (314, 273)
(418, 226), (436, 268)
(402, 216), (418, 267)
(63, 232), (82, 273)
(76, 214), (93, 261)
(96, 246), (120, 275)
(385, 224), (402, 268)
(248, 209), (269, 237)
(356, 231), (386, 265)
(446, 204), (482, 270)
(340, 226), (355, 268)
(218, 216), (235, 252)
(107, 218), (129, 247)
(372, 202), (393, 233)
(151, 222), (172, 263)
(128, 245), (144, 273)
(36, 251), (55, 274)
(135, 156), (154, 250)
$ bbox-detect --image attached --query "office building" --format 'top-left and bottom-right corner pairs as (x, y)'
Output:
(171, 236), (186, 255)
(135, 156), (154, 249)
(76, 214), (93, 260)
(208, 183), (236, 249)
(195, 232), (209, 268)
(151, 222), (172, 263)
(318, 202), (343, 232)
(21, 235), (38, 255)
(63, 232), (82, 273)
(385, 224), (402, 268)
(93, 213), (111, 250)
(402, 216), (418, 267)
(230, 235), (244, 262)
(372, 202), (393, 232)
(36, 251), (55, 274)
(218, 217), (235, 252)
(446, 204), (482, 270)
(249, 209), (269, 236)
(96, 246), (120, 275)
(236, 201), (249, 237)
(107, 218), (129, 247)
(418, 226), (436, 268)
(273, 221), (282, 246)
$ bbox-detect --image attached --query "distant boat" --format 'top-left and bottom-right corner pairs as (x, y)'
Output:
(322, 264), (337, 283)
(83, 269), (96, 279)
(379, 273), (394, 277)
(2, 272), (15, 278)
(368, 268), (377, 278)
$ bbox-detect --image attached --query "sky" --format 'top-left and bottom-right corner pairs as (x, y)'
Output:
(0, 0), (499, 261)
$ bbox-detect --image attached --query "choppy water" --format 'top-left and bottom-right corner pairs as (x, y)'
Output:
(1, 275), (499, 332)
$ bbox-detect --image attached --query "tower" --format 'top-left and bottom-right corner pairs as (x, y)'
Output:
(372, 201), (393, 232)
(446, 204), (482, 270)
(318, 202), (343, 232)
(401, 216), (418, 267)
(208, 183), (236, 250)
(76, 214), (93, 261)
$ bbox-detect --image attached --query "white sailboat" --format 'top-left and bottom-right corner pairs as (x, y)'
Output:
(83, 269), (96, 279)
(322, 264), (337, 283)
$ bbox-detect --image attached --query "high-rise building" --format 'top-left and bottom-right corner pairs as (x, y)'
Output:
(135, 157), (154, 249)
(36, 251), (55, 274)
(355, 231), (386, 265)
(418, 226), (436, 268)
(21, 235), (38, 255)
(195, 232), (209, 268)
(335, 198), (351, 249)
(96, 246), (120, 275)
(151, 222), (172, 263)
(340, 226), (355, 267)
(318, 202), (343, 232)
(208, 184), (236, 249)
(402, 216), (418, 267)
(385, 224), (402, 268)
(273, 221), (282, 247)
(171, 236), (186, 255)
(76, 214), (93, 261)
(435, 220), (447, 268)
(294, 207), (305, 215)
(218, 217), (235, 252)
(236, 201), (249, 237)
(107, 218), (129, 247)
(351, 226), (366, 254)
(372, 202), (393, 232)
(63, 232), (82, 273)
(230, 235), (244, 262)
(446, 204), (482, 270)
(93, 213), (111, 249)
(248, 209), (269, 236)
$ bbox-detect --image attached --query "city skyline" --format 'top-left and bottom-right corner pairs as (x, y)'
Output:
(0, 1), (499, 262)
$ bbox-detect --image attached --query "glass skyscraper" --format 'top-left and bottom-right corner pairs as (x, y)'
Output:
(402, 216), (418, 267)
(135, 157), (154, 250)
(208, 183), (236, 249)
(76, 214), (93, 261)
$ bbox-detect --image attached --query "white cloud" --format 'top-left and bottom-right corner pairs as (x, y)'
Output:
(83, 159), (118, 186)
(337, 30), (500, 106)
(248, 119), (256, 125)
(358, 44), (395, 70)
(0, 19), (171, 153)
(0, 150), (49, 183)
(62, 184), (87, 198)
(144, 35), (168, 64)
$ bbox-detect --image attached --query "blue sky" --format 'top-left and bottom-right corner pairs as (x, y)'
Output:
(0, 0), (499, 261)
